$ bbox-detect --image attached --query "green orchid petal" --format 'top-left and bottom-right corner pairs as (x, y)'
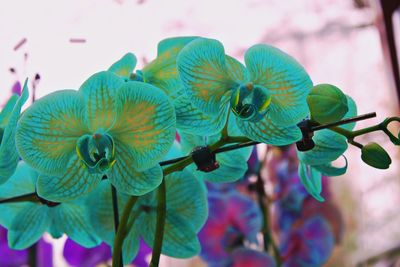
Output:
(236, 115), (302, 145)
(339, 95), (358, 131)
(174, 91), (229, 135)
(140, 212), (201, 258)
(0, 81), (29, 183)
(177, 38), (236, 115)
(79, 71), (124, 132)
(109, 145), (163, 195)
(199, 146), (252, 183)
(16, 89), (88, 175)
(49, 223), (63, 239)
(0, 162), (36, 228)
(179, 118), (252, 183)
(8, 203), (50, 249)
(163, 141), (184, 161)
(87, 181), (128, 244)
(53, 200), (101, 247)
(164, 170), (208, 231)
(122, 228), (140, 265)
(142, 37), (198, 98)
(297, 130), (348, 166)
(313, 156), (348, 176)
(0, 162), (36, 197)
(225, 55), (249, 83)
(110, 81), (175, 171)
(36, 153), (103, 202)
(298, 163), (324, 202)
(179, 132), (215, 154)
(86, 180), (141, 265)
(108, 53), (137, 79)
(156, 36), (199, 56)
(178, 113), (243, 154)
(245, 44), (312, 126)
(0, 94), (18, 126)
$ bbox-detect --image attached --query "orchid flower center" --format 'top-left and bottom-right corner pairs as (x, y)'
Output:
(76, 133), (116, 174)
(130, 70), (144, 82)
(230, 82), (272, 122)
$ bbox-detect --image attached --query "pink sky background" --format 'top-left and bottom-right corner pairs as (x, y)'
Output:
(1, 0), (400, 266)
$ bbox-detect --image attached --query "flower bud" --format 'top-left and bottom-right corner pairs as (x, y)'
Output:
(361, 142), (392, 169)
(307, 84), (348, 124)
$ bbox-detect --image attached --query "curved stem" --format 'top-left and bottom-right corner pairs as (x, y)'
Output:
(328, 116), (400, 147)
(111, 185), (122, 266)
(149, 179), (167, 267)
(111, 135), (258, 266)
(28, 243), (37, 267)
(112, 196), (139, 267)
(256, 150), (281, 266)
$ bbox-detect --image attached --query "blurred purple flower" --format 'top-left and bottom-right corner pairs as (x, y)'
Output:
(268, 146), (342, 266)
(199, 191), (262, 267)
(231, 247), (276, 267)
(0, 226), (53, 267)
(280, 216), (334, 267)
(63, 238), (151, 267)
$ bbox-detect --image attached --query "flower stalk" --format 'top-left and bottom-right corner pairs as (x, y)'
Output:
(149, 179), (167, 267)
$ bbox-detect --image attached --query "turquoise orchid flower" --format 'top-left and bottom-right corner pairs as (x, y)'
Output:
(0, 80), (28, 184)
(15, 71), (176, 201)
(108, 37), (235, 136)
(297, 96), (357, 201)
(88, 169), (208, 264)
(179, 115), (252, 183)
(0, 162), (101, 249)
(177, 37), (313, 145)
(108, 37), (197, 95)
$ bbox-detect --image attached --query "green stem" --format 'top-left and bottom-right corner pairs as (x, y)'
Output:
(256, 155), (281, 266)
(111, 185), (120, 232)
(111, 134), (257, 266)
(112, 196), (139, 267)
(328, 126), (353, 138)
(150, 179), (167, 267)
(111, 185), (123, 266)
(0, 193), (38, 204)
(163, 156), (193, 176)
(225, 136), (253, 144)
(125, 210), (141, 234)
(328, 116), (400, 147)
(350, 124), (381, 138)
(28, 242), (37, 267)
(329, 118), (396, 149)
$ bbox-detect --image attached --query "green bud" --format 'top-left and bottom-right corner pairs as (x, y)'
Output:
(361, 142), (392, 169)
(307, 84), (348, 124)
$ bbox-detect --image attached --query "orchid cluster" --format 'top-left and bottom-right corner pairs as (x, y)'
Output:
(0, 36), (398, 267)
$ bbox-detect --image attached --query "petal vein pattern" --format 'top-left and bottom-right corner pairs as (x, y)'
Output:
(110, 82), (176, 171)
(16, 90), (88, 175)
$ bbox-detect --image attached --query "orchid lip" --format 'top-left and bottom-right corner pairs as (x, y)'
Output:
(76, 133), (116, 174)
(230, 84), (271, 122)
